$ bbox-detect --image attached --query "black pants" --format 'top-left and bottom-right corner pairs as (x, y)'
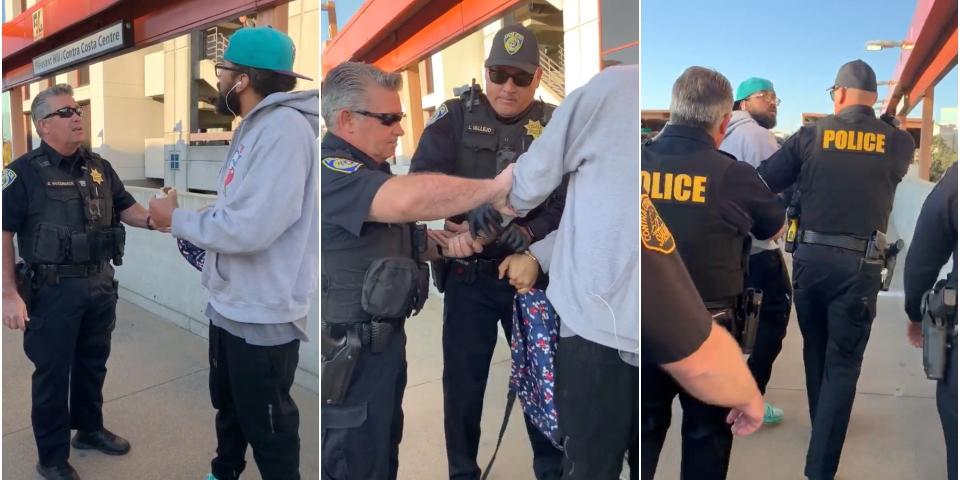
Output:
(321, 328), (407, 480)
(746, 249), (793, 393)
(792, 244), (882, 480)
(641, 361), (732, 480)
(939, 337), (958, 480)
(556, 335), (637, 480)
(209, 323), (301, 480)
(24, 272), (117, 467)
(442, 269), (563, 480)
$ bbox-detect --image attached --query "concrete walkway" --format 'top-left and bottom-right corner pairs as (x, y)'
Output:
(2, 299), (319, 480)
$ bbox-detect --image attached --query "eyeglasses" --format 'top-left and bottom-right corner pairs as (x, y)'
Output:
(42, 106), (82, 120)
(748, 92), (781, 106)
(353, 110), (406, 127)
(488, 68), (534, 88)
(214, 64), (245, 78)
(828, 86), (842, 101)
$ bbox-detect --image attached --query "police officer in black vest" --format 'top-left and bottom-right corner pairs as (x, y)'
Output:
(2, 84), (160, 480)
(320, 62), (518, 480)
(757, 60), (916, 480)
(408, 24), (565, 480)
(903, 162), (957, 480)
(641, 66), (785, 479)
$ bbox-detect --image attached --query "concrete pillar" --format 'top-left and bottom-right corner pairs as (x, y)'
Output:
(259, 3), (289, 32)
(9, 87), (27, 158)
(918, 90), (934, 181)
(398, 65), (424, 165)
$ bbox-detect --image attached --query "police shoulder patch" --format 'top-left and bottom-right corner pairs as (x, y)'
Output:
(322, 157), (363, 174)
(427, 102), (449, 127)
(641, 194), (676, 254)
(2, 169), (16, 191)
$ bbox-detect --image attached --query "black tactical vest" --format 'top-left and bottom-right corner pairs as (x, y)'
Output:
(800, 114), (902, 236)
(18, 147), (123, 265)
(641, 145), (750, 302)
(320, 151), (419, 325)
(455, 88), (554, 179)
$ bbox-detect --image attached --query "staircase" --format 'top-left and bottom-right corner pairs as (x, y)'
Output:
(539, 45), (565, 99)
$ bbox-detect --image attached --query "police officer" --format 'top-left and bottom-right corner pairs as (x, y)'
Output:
(903, 162), (957, 480)
(409, 24), (565, 480)
(641, 66), (785, 479)
(2, 84), (158, 480)
(320, 62), (517, 480)
(757, 59), (916, 480)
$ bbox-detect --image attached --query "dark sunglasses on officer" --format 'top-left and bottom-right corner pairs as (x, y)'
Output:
(42, 106), (83, 120)
(488, 68), (535, 88)
(352, 110), (405, 127)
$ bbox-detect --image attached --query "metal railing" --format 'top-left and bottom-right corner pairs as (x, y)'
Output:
(205, 28), (228, 63)
(539, 45), (565, 98)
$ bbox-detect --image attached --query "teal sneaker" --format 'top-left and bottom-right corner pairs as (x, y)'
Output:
(204, 475), (218, 480)
(763, 403), (784, 425)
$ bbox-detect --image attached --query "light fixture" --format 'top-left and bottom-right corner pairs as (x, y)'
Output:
(865, 40), (914, 51)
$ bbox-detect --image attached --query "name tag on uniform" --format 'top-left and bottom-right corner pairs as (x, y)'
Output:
(821, 129), (886, 153)
(46, 181), (74, 187)
(641, 170), (708, 204)
(467, 124), (495, 135)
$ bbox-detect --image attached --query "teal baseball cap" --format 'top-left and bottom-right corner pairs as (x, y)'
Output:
(224, 26), (312, 80)
(735, 77), (775, 102)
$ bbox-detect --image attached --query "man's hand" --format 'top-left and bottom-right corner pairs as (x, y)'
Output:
(443, 231), (483, 258)
(907, 321), (923, 348)
(726, 392), (764, 436)
(467, 204), (504, 240)
(498, 252), (540, 294)
(427, 229), (456, 250)
(2, 291), (28, 331)
(445, 220), (469, 233)
(498, 224), (533, 252)
(491, 164), (516, 217)
(148, 189), (179, 229)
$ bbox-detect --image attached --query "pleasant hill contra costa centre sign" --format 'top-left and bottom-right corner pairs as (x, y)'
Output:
(32, 22), (132, 76)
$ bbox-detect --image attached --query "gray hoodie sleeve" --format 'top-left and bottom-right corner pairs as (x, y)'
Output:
(172, 119), (315, 254)
(529, 229), (558, 272)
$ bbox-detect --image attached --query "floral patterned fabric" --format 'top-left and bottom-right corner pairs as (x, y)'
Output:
(510, 288), (562, 449)
(176, 238), (206, 272)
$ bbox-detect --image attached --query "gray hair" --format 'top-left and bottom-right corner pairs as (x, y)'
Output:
(321, 62), (402, 128)
(669, 67), (733, 131)
(31, 84), (75, 126)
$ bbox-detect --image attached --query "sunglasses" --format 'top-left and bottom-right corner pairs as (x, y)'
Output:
(488, 68), (534, 87)
(353, 110), (406, 127)
(828, 86), (842, 101)
(42, 106), (83, 120)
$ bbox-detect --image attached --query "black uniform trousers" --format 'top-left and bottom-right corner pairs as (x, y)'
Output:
(442, 267), (563, 480)
(939, 334), (958, 480)
(321, 327), (407, 480)
(641, 343), (733, 480)
(24, 270), (117, 467)
(746, 249), (793, 393)
(556, 334), (638, 480)
(792, 244), (882, 480)
(209, 323), (301, 480)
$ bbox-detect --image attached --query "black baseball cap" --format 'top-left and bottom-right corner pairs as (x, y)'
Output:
(485, 24), (540, 74)
(829, 59), (877, 93)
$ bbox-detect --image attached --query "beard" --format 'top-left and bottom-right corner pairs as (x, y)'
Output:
(215, 87), (242, 116)
(751, 110), (777, 129)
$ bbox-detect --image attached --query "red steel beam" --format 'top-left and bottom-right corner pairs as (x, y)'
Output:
(3, 0), (288, 91)
(321, 0), (523, 75)
(906, 25), (957, 112)
(3, 0), (125, 60)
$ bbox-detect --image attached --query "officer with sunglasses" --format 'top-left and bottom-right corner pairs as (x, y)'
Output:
(2, 84), (160, 480)
(409, 24), (565, 480)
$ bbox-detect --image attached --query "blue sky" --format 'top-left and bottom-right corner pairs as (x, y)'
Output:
(320, 0), (365, 43)
(641, 0), (958, 133)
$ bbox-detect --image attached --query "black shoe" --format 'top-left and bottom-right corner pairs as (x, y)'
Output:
(71, 429), (131, 455)
(36, 462), (80, 480)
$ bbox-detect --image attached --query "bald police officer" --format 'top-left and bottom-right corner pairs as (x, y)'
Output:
(757, 59), (916, 480)
(409, 24), (564, 480)
(641, 66), (785, 479)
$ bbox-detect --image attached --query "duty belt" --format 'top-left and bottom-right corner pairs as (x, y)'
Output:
(321, 319), (403, 352)
(32, 262), (106, 283)
(452, 258), (501, 277)
(703, 297), (737, 311)
(799, 230), (868, 253)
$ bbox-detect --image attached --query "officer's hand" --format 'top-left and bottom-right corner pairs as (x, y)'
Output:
(2, 291), (29, 331)
(726, 393), (764, 436)
(907, 321), (923, 348)
(467, 204), (504, 240)
(498, 253), (539, 294)
(443, 232), (483, 258)
(148, 190), (178, 229)
(427, 229), (455, 249)
(498, 224), (533, 252)
(444, 220), (470, 233)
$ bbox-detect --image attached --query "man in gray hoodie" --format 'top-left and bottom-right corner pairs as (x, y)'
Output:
(719, 77), (791, 425)
(149, 27), (317, 480)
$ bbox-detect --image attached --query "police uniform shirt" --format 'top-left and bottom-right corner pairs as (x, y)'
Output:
(641, 193), (712, 365)
(320, 132), (393, 242)
(2, 142), (136, 234)
(904, 163), (959, 322)
(410, 95), (565, 244)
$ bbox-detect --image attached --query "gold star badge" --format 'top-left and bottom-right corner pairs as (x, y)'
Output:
(90, 168), (104, 184)
(524, 119), (544, 139)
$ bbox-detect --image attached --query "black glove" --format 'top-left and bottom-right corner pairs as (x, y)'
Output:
(498, 224), (533, 252)
(467, 203), (504, 240)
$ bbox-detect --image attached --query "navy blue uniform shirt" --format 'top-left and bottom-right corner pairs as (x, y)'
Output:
(320, 132), (393, 242)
